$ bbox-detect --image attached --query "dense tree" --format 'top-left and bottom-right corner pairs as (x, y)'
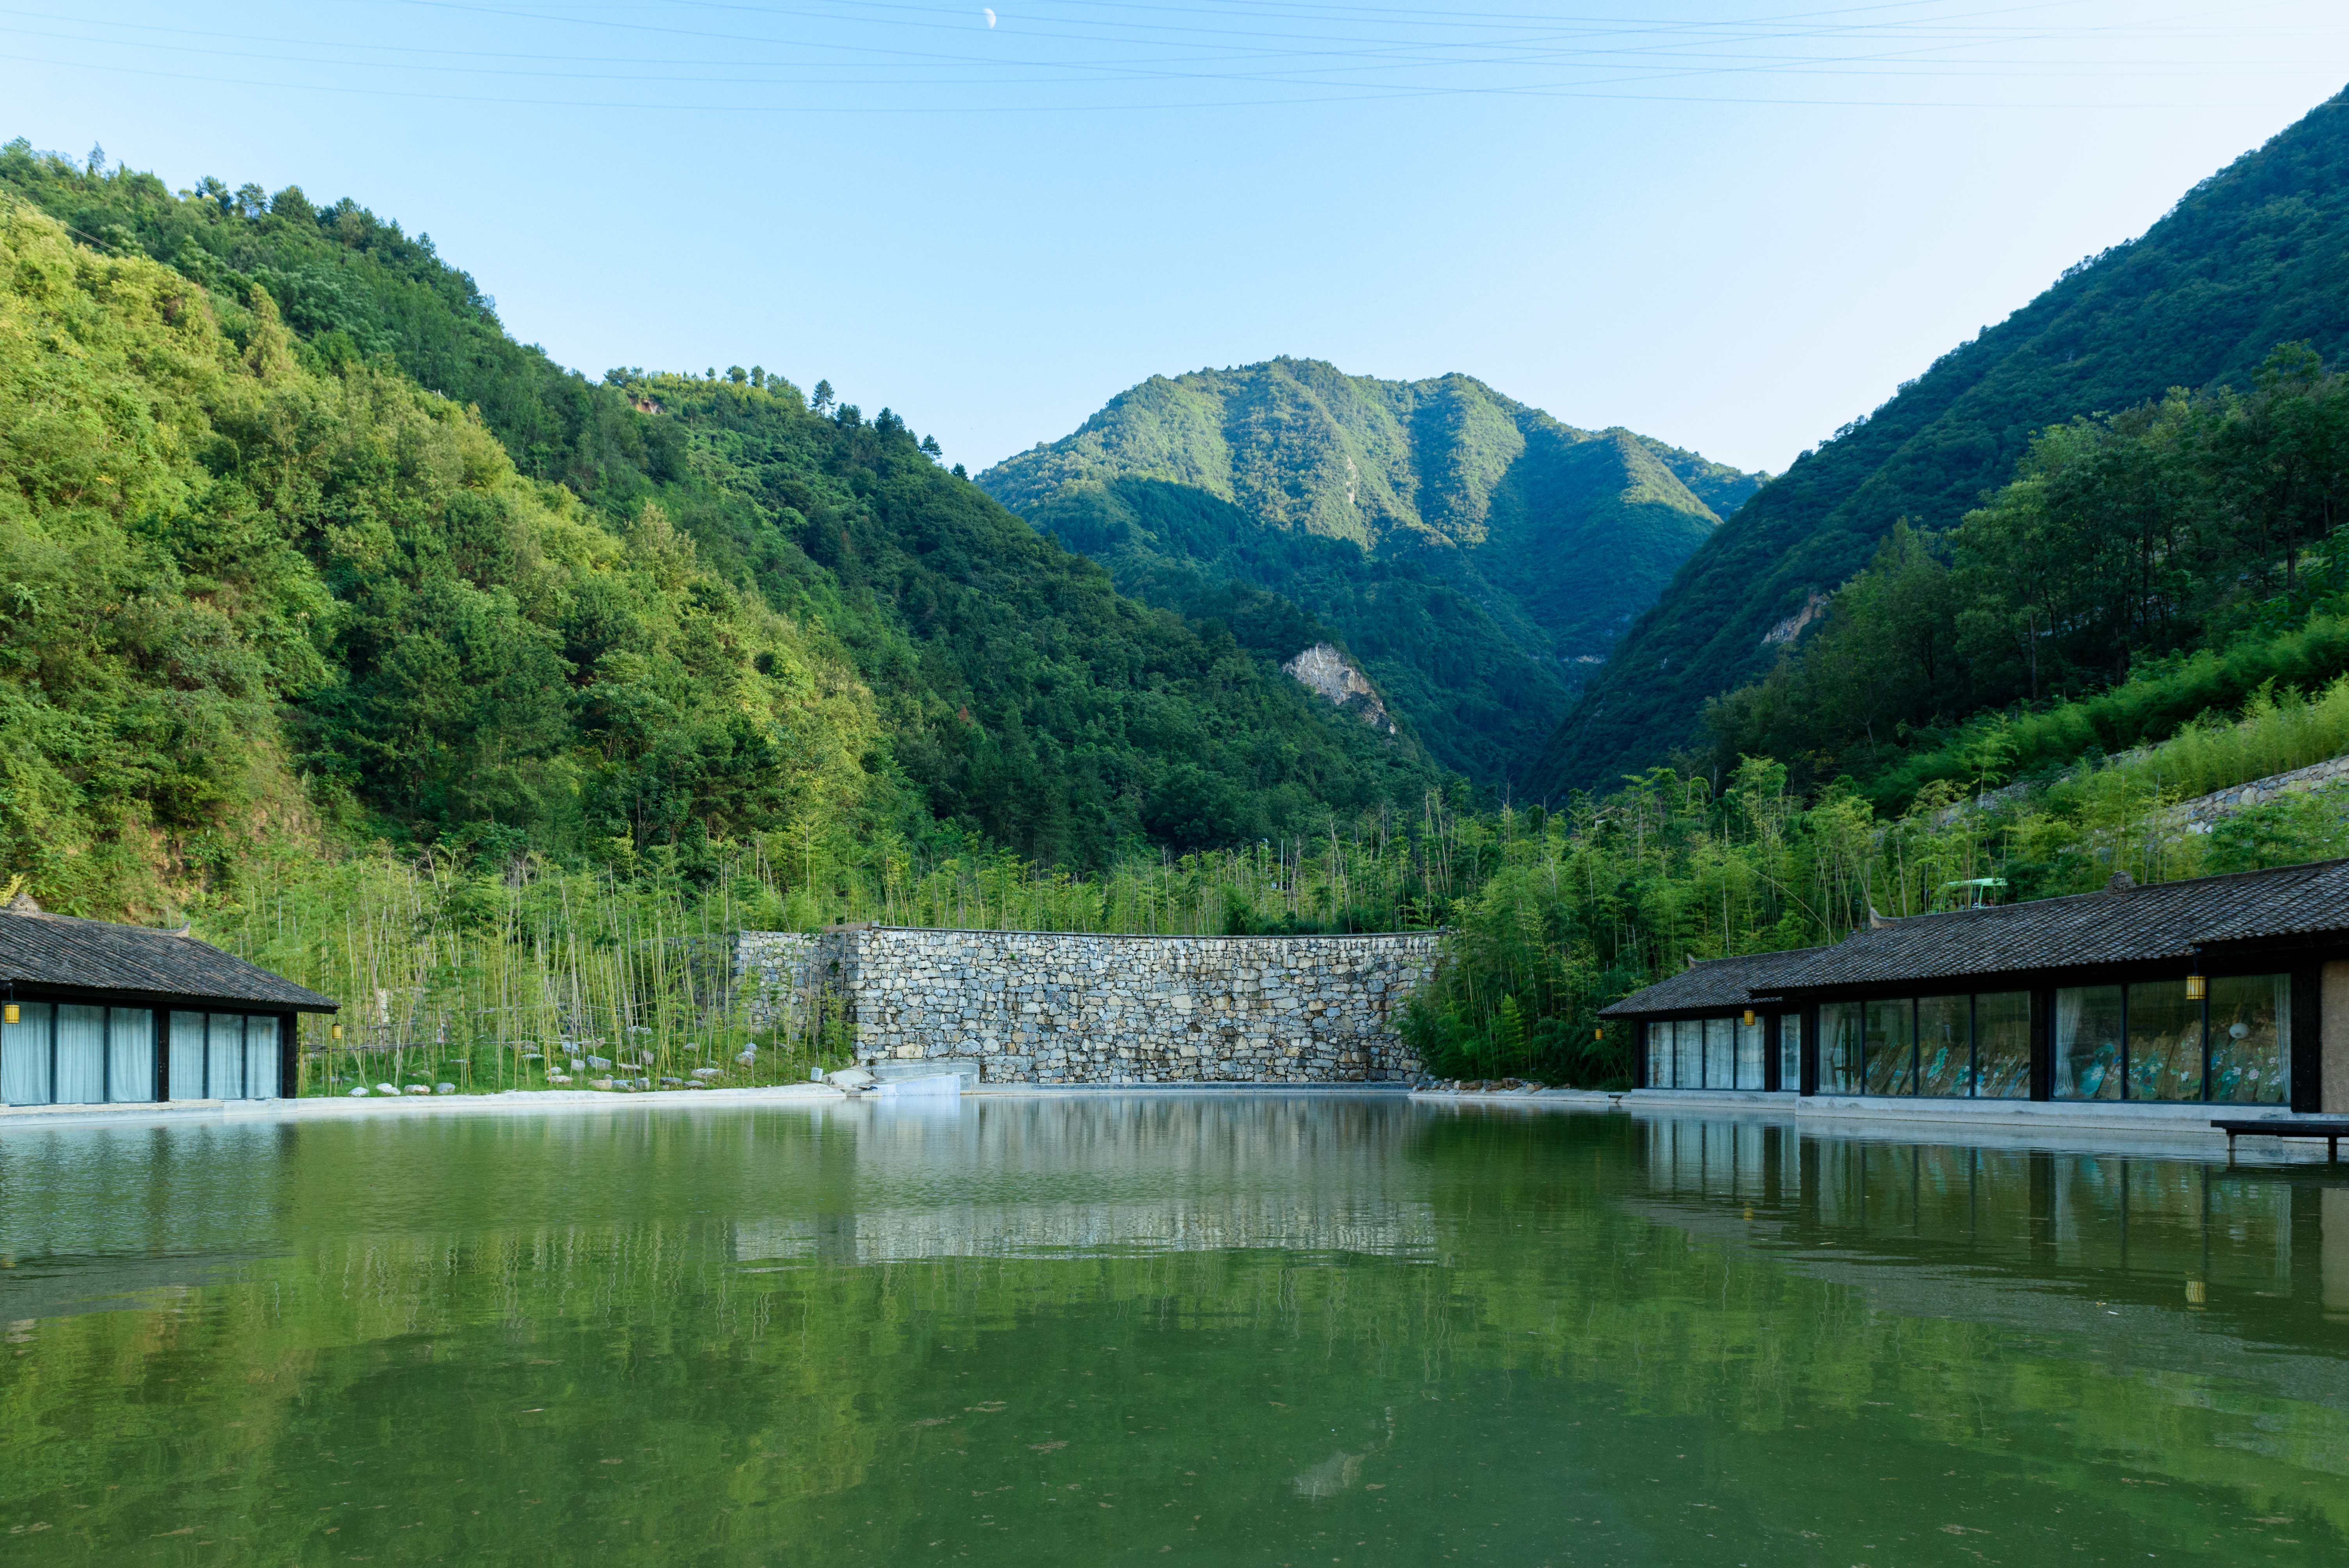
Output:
(1707, 351), (2349, 800)
(0, 146), (1446, 905)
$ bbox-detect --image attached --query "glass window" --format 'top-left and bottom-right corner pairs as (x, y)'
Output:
(169, 1010), (207, 1100)
(2055, 985), (2124, 1099)
(2126, 980), (2203, 1101)
(1973, 992), (2031, 1099)
(1704, 1016), (1734, 1089)
(1644, 1021), (1665, 1089)
(1674, 1019), (1698, 1088)
(2208, 974), (2288, 1105)
(1916, 995), (1970, 1097)
(1779, 1014), (1802, 1092)
(1820, 1002), (1862, 1094)
(246, 1016), (282, 1099)
(1735, 1016), (1766, 1090)
(2, 1001), (52, 1105)
(1863, 998), (1915, 1095)
(53, 1003), (106, 1105)
(206, 1012), (245, 1100)
(108, 1008), (155, 1103)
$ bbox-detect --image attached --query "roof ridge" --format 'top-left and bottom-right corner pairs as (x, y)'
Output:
(0, 905), (205, 936)
(1860, 854), (2349, 930)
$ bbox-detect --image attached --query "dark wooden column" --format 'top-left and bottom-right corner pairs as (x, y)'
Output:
(2030, 987), (2053, 1101)
(2291, 965), (2321, 1114)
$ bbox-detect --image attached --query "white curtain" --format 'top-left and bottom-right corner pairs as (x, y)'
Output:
(1705, 1017), (1734, 1089)
(245, 1016), (281, 1099)
(1735, 1017), (1766, 1089)
(169, 1010), (208, 1099)
(53, 1003), (106, 1105)
(109, 1008), (155, 1102)
(1, 1002), (52, 1105)
(207, 1013), (245, 1100)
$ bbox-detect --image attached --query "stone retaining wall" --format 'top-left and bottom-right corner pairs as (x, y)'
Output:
(2164, 752), (2349, 833)
(1937, 751), (2349, 832)
(733, 927), (1438, 1084)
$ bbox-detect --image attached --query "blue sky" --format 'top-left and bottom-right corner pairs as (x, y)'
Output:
(12, 3), (2349, 477)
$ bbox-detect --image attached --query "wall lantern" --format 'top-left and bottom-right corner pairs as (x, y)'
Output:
(1592, 1027), (1603, 1042)
(1742, 1008), (1757, 1026)
(2185, 971), (2207, 1001)
(2, 1004), (14, 1026)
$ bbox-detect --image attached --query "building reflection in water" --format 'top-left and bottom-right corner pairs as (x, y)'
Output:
(1628, 1111), (2349, 1330)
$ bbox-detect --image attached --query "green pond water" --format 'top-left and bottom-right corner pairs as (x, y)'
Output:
(1, 1095), (2346, 1566)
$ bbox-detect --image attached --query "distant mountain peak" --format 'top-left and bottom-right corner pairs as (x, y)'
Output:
(979, 359), (1763, 786)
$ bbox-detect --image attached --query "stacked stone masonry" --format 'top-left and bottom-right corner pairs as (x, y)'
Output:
(734, 927), (1438, 1084)
(1939, 750), (2349, 832)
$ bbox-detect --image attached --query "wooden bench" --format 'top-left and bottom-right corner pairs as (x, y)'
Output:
(2213, 1118), (2349, 1160)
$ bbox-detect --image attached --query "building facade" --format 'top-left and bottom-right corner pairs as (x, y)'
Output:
(0, 894), (337, 1109)
(1601, 861), (2349, 1115)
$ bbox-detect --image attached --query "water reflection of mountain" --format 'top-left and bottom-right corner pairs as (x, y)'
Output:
(736, 1096), (1437, 1264)
(1626, 1113), (2349, 1423)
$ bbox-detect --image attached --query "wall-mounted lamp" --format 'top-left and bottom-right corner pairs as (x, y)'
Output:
(1741, 1008), (1757, 1026)
(2, 1003), (16, 1026)
(2185, 971), (2206, 1001)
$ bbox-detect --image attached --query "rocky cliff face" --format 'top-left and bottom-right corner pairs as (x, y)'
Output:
(1282, 643), (1397, 735)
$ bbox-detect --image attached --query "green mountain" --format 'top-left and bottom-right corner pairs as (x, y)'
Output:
(1535, 84), (2349, 793)
(0, 144), (1442, 911)
(1709, 350), (2349, 807)
(978, 359), (1761, 786)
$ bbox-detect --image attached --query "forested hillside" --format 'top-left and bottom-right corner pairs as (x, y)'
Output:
(0, 144), (1442, 915)
(1537, 84), (2349, 791)
(1708, 350), (2349, 804)
(981, 359), (1761, 785)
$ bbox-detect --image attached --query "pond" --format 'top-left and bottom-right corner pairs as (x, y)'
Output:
(0, 1095), (2345, 1565)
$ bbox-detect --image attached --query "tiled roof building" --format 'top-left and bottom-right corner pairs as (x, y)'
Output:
(1601, 861), (2349, 1114)
(0, 893), (336, 1109)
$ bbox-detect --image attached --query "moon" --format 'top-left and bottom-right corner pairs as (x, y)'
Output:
(982, 7), (996, 25)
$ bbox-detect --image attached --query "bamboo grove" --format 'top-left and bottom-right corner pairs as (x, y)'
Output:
(204, 669), (2349, 1095)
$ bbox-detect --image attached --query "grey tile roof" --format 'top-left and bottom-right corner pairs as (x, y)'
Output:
(0, 908), (337, 1011)
(1600, 946), (1830, 1017)
(1770, 858), (2349, 993)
